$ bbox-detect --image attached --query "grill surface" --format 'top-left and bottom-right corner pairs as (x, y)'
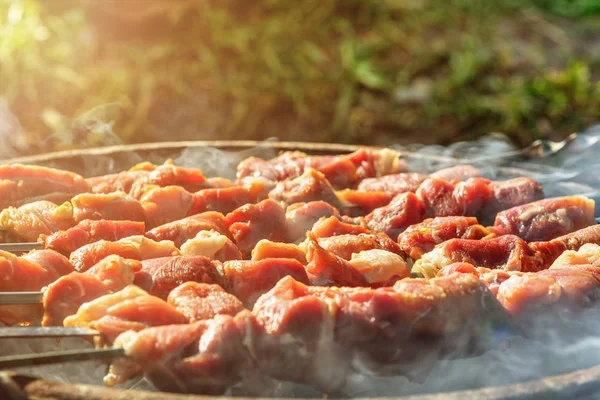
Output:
(1, 139), (599, 400)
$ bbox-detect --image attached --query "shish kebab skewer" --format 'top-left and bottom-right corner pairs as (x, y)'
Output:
(0, 197), (598, 306)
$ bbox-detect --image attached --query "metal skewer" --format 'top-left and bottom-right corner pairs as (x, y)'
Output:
(0, 242), (43, 252)
(0, 348), (125, 370)
(0, 327), (100, 339)
(0, 292), (43, 305)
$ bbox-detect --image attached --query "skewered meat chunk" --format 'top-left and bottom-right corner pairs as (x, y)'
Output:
(0, 249), (73, 326)
(0, 201), (74, 242)
(70, 236), (178, 272)
(268, 169), (342, 208)
(0, 164), (91, 209)
(202, 177), (236, 189)
(251, 240), (307, 264)
(87, 170), (149, 194)
(249, 273), (505, 391)
(478, 177), (544, 225)
(237, 148), (404, 189)
(107, 315), (259, 394)
(357, 172), (428, 195)
(42, 255), (142, 326)
(311, 215), (371, 238)
(192, 181), (267, 215)
(430, 165), (481, 181)
(72, 192), (145, 223)
(86, 255), (142, 292)
(363, 192), (426, 238)
(398, 217), (491, 260)
(304, 233), (409, 287)
(308, 232), (403, 261)
(548, 242), (600, 271)
(64, 285), (186, 343)
(335, 189), (393, 216)
(438, 246), (600, 317)
(528, 224), (600, 270)
(41, 273), (109, 326)
(413, 235), (531, 278)
(21, 249), (75, 277)
(40, 219), (145, 255)
(180, 231), (242, 262)
(129, 161), (207, 199)
(0, 250), (72, 292)
(416, 177), (493, 219)
(415, 225), (600, 278)
(285, 201), (339, 242)
(226, 199), (288, 256)
(136, 256), (222, 300)
(491, 196), (595, 242)
(218, 258), (309, 306)
(140, 186), (196, 229)
(145, 211), (230, 247)
(167, 282), (245, 323)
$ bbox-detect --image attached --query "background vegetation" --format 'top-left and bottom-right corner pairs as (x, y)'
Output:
(1, 0), (599, 156)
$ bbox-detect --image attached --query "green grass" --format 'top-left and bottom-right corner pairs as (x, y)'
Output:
(0, 0), (599, 155)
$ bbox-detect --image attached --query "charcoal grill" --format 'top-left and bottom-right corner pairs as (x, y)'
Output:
(1, 138), (600, 400)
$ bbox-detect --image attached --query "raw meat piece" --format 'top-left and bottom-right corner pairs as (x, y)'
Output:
(416, 178), (492, 218)
(285, 201), (339, 242)
(0, 164), (90, 209)
(129, 161), (207, 199)
(398, 216), (491, 260)
(218, 258), (309, 306)
(357, 172), (427, 195)
(226, 199), (288, 256)
(416, 225), (600, 278)
(305, 233), (407, 287)
(251, 240), (307, 265)
(136, 256), (222, 300)
(491, 196), (595, 242)
(21, 249), (74, 277)
(42, 273), (110, 326)
(414, 235), (531, 278)
(86, 255), (142, 292)
(72, 192), (145, 223)
(87, 170), (150, 194)
(0, 249), (73, 325)
(528, 224), (600, 271)
(107, 315), (258, 394)
(335, 189), (393, 215)
(64, 285), (186, 343)
(180, 231), (242, 262)
(310, 216), (371, 239)
(0, 201), (74, 242)
(478, 177), (544, 225)
(309, 232), (403, 261)
(192, 181), (267, 215)
(167, 282), (244, 322)
(140, 186), (196, 229)
(145, 211), (230, 247)
(236, 148), (404, 189)
(41, 219), (145, 255)
(268, 169), (342, 208)
(70, 236), (178, 272)
(363, 192), (426, 238)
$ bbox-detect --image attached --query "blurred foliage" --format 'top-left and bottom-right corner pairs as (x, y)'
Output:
(0, 0), (599, 155)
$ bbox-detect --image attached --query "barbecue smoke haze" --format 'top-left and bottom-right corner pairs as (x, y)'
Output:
(3, 125), (600, 397)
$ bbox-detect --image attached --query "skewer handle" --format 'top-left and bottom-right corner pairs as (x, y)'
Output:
(0, 348), (125, 370)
